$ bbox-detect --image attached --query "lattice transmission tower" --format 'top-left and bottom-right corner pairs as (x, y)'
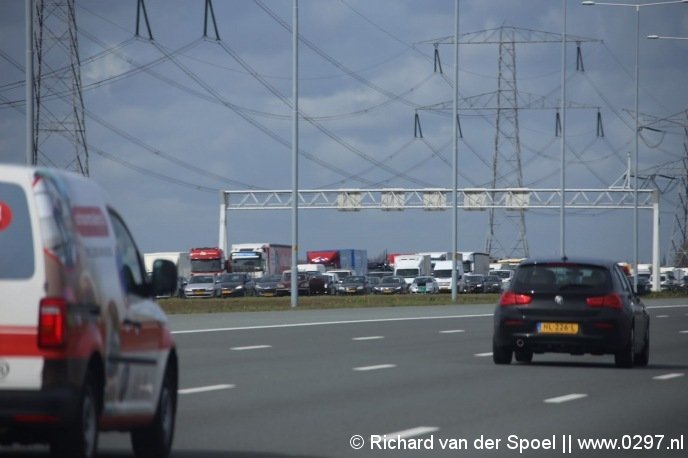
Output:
(641, 112), (688, 267)
(30, 0), (89, 175)
(418, 26), (599, 260)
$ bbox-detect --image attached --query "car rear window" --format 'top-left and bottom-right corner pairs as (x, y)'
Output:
(0, 182), (34, 279)
(511, 263), (611, 294)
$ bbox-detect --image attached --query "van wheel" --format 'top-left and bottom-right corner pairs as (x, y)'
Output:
(50, 373), (99, 458)
(131, 364), (177, 458)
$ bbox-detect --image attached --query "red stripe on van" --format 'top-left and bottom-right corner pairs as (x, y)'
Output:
(0, 326), (99, 359)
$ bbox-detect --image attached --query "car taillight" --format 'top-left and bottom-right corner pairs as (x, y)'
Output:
(586, 293), (622, 310)
(499, 291), (532, 306)
(38, 297), (66, 348)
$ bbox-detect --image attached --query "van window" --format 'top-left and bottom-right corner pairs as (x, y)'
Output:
(109, 210), (146, 296)
(0, 183), (34, 279)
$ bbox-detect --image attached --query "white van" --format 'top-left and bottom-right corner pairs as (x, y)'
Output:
(432, 260), (466, 292)
(0, 165), (178, 458)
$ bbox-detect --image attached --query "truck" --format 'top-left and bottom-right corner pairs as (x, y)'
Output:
(460, 251), (490, 276)
(306, 249), (368, 276)
(144, 251), (191, 296)
(144, 251), (191, 278)
(229, 243), (292, 278)
(189, 247), (226, 276)
(394, 254), (432, 284)
(417, 251), (452, 269)
(432, 259), (466, 293)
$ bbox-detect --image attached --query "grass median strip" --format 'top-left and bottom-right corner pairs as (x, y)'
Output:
(159, 294), (500, 314)
(160, 291), (687, 315)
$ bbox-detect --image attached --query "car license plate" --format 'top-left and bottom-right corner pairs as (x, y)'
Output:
(263, 292), (274, 297)
(538, 322), (579, 334)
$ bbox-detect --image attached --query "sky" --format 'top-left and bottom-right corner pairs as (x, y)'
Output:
(1, 0), (687, 265)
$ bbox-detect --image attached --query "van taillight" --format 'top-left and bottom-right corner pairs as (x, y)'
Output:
(586, 293), (623, 310)
(38, 298), (66, 348)
(499, 291), (532, 306)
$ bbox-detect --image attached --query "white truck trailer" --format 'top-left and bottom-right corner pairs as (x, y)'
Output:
(394, 254), (432, 284)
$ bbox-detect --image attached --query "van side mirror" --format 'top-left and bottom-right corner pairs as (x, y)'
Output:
(151, 259), (177, 297)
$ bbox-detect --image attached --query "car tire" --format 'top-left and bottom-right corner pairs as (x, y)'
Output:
(614, 327), (635, 368)
(514, 349), (533, 363)
(50, 372), (99, 458)
(492, 340), (512, 365)
(634, 326), (650, 367)
(131, 363), (177, 458)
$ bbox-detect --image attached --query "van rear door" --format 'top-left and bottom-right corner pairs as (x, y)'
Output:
(0, 171), (45, 390)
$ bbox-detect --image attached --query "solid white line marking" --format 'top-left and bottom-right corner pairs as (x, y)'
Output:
(382, 426), (440, 440)
(230, 345), (272, 351)
(353, 364), (396, 372)
(172, 313), (493, 334)
(544, 393), (588, 404)
(474, 352), (493, 357)
(178, 384), (235, 395)
(646, 304), (688, 309)
(353, 336), (384, 341)
(172, 305), (687, 336)
(680, 330), (688, 334)
(653, 373), (685, 381)
(440, 329), (465, 334)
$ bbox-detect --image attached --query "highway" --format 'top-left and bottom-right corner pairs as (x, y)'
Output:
(9, 299), (688, 457)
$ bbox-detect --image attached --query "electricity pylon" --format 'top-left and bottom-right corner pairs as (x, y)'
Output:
(418, 26), (599, 259)
(31, 0), (89, 175)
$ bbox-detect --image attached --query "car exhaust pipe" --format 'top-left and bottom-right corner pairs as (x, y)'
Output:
(516, 339), (525, 348)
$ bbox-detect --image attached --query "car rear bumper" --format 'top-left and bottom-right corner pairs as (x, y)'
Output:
(493, 314), (629, 355)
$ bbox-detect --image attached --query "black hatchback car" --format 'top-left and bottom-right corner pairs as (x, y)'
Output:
(492, 258), (649, 368)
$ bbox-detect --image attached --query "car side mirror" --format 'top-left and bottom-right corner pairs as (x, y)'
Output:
(151, 259), (177, 297)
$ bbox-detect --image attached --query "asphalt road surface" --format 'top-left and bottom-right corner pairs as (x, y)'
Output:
(7, 299), (688, 457)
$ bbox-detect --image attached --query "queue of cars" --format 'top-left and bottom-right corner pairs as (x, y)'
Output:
(180, 269), (519, 298)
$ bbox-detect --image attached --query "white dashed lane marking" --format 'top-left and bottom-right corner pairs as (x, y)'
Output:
(353, 336), (385, 341)
(544, 393), (588, 404)
(382, 426), (440, 440)
(178, 384), (235, 395)
(353, 364), (397, 372)
(230, 345), (272, 351)
(653, 373), (685, 381)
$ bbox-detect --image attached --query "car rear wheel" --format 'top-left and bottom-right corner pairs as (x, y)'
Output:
(50, 372), (99, 458)
(492, 340), (512, 365)
(614, 327), (635, 368)
(634, 327), (650, 367)
(131, 363), (177, 458)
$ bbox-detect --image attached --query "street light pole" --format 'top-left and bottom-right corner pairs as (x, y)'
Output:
(560, 0), (567, 260)
(451, 0), (460, 302)
(646, 31), (687, 291)
(648, 34), (688, 39)
(581, 0), (687, 293)
(290, 0), (299, 307)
